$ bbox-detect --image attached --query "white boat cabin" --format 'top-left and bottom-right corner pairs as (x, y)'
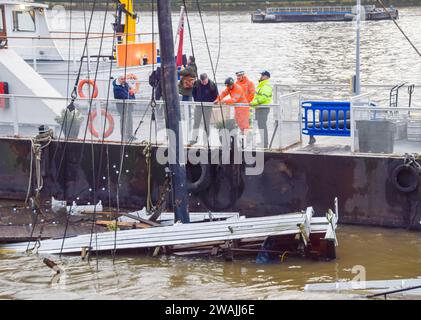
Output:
(0, 0), (63, 60)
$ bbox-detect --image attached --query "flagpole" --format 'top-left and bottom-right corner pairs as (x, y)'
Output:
(174, 6), (185, 48)
(355, 0), (361, 96)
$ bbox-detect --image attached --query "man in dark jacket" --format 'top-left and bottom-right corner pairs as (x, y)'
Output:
(189, 73), (219, 145)
(113, 76), (136, 141)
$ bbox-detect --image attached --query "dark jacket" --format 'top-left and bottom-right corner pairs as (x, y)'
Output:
(192, 79), (219, 102)
(113, 79), (135, 100)
(149, 67), (163, 100)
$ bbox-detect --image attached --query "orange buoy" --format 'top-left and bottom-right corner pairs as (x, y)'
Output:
(78, 79), (99, 99)
(88, 109), (115, 138)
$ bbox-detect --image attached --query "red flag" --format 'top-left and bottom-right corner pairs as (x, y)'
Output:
(176, 7), (185, 68)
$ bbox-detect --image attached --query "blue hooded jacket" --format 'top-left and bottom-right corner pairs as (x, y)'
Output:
(113, 79), (135, 100)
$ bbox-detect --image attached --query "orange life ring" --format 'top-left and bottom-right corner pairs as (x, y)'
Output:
(126, 73), (140, 94)
(78, 79), (99, 99)
(88, 109), (115, 138)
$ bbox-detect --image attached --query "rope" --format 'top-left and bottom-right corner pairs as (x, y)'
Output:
(377, 0), (421, 58)
(143, 142), (154, 212)
(182, 1), (212, 150)
(404, 153), (421, 171)
(83, 0), (110, 269)
(92, 2), (120, 262)
(51, 0), (97, 181)
(57, 0), (103, 260)
(195, 0), (229, 146)
(25, 142), (34, 205)
(280, 251), (289, 263)
(112, 0), (133, 262)
(50, 0), (74, 165)
(25, 130), (54, 253)
(214, 0), (222, 74)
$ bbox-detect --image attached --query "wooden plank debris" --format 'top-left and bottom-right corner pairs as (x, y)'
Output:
(95, 220), (152, 229)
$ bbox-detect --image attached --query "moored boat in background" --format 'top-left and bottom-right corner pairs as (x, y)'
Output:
(251, 5), (399, 23)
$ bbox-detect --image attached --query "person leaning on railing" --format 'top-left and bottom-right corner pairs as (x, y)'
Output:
(178, 56), (198, 102)
(113, 75), (136, 141)
(214, 77), (250, 134)
(250, 71), (273, 148)
(189, 73), (219, 145)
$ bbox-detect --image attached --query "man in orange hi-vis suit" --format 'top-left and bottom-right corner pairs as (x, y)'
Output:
(214, 77), (250, 132)
(235, 71), (255, 103)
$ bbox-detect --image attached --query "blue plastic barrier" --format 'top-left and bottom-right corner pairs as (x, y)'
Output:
(302, 101), (351, 137)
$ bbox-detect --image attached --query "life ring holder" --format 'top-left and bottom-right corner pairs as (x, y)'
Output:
(187, 163), (212, 193)
(391, 164), (419, 193)
(88, 109), (115, 139)
(78, 79), (99, 99)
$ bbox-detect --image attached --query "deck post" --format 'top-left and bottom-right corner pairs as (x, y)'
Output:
(157, 0), (190, 223)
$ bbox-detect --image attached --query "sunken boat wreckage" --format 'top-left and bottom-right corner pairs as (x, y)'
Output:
(0, 0), (420, 259)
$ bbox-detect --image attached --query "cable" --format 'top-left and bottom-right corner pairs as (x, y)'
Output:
(182, 1), (212, 150)
(112, 0), (133, 262)
(377, 0), (421, 58)
(214, 0), (222, 74)
(50, 0), (75, 176)
(58, 0), (101, 258)
(52, 0), (97, 180)
(195, 0), (229, 146)
(82, 0), (111, 269)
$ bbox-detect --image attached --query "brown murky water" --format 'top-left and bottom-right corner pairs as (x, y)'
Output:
(1, 225), (420, 300)
(1, 7), (421, 300)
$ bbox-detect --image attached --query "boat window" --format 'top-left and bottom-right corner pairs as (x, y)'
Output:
(12, 10), (36, 32)
(0, 7), (4, 32)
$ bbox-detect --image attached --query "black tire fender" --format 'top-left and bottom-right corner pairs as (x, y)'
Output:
(391, 164), (419, 193)
(187, 164), (212, 193)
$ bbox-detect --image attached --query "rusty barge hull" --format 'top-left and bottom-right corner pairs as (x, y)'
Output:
(0, 138), (419, 231)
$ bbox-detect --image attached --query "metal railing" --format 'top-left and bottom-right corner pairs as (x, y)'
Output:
(2, 32), (160, 71)
(2, 89), (420, 156)
(0, 93), (300, 152)
(351, 99), (421, 155)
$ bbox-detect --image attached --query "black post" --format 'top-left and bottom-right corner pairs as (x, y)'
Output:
(157, 0), (189, 223)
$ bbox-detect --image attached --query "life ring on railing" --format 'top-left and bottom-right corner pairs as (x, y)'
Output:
(78, 79), (99, 99)
(187, 163), (212, 193)
(126, 73), (140, 95)
(88, 109), (115, 138)
(391, 164), (419, 193)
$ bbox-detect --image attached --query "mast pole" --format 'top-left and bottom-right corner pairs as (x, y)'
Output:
(355, 0), (361, 95)
(157, 0), (190, 223)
